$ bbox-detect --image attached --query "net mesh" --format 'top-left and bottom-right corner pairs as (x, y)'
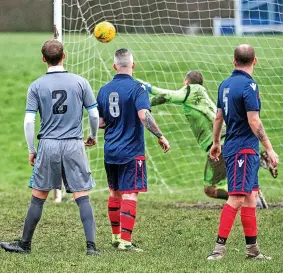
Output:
(62, 0), (283, 201)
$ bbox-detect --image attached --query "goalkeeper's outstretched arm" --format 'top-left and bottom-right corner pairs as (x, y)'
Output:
(137, 79), (187, 106)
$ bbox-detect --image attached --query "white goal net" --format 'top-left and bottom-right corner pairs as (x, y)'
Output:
(61, 0), (283, 201)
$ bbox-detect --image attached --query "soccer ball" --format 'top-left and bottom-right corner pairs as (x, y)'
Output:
(94, 21), (116, 43)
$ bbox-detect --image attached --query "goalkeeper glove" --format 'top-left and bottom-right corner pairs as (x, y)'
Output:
(260, 150), (278, 178)
(136, 78), (152, 93)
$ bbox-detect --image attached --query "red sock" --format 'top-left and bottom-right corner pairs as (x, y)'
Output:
(120, 199), (137, 242)
(241, 207), (257, 244)
(108, 196), (121, 234)
(217, 203), (238, 244)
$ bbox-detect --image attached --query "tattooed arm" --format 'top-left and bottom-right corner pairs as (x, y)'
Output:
(247, 111), (279, 167)
(138, 109), (170, 152)
(144, 110), (163, 138)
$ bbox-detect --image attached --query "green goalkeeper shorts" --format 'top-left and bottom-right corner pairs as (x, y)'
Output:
(203, 152), (227, 188)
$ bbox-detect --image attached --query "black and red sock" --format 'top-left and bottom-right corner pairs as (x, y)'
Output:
(241, 206), (257, 245)
(108, 196), (121, 235)
(216, 203), (238, 245)
(120, 199), (137, 242)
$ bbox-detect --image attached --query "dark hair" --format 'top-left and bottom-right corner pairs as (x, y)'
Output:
(234, 44), (255, 66)
(185, 71), (203, 85)
(41, 40), (64, 66)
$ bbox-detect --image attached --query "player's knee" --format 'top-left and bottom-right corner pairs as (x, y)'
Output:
(122, 192), (138, 201)
(227, 195), (245, 209)
(110, 190), (122, 199)
(204, 186), (217, 198)
(32, 189), (49, 200)
(243, 191), (258, 207)
(73, 190), (88, 200)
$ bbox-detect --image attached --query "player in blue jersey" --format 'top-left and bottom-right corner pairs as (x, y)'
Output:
(97, 48), (170, 252)
(207, 44), (279, 260)
(136, 72), (277, 206)
(0, 40), (100, 255)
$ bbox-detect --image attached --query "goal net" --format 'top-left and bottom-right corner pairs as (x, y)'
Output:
(61, 0), (283, 201)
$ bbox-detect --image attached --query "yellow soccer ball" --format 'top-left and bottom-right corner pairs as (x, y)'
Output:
(94, 21), (116, 43)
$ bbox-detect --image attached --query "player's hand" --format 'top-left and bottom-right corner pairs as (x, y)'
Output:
(136, 78), (152, 93)
(210, 143), (221, 161)
(29, 152), (37, 166)
(260, 150), (278, 178)
(84, 136), (97, 147)
(266, 148), (279, 168)
(158, 136), (170, 153)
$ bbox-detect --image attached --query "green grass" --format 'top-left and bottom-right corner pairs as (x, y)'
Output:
(0, 33), (283, 272)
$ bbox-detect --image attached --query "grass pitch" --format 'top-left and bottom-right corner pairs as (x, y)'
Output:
(0, 33), (283, 272)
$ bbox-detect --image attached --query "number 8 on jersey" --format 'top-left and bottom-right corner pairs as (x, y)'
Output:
(109, 92), (120, 117)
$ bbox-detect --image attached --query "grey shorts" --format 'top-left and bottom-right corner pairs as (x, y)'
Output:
(29, 139), (95, 193)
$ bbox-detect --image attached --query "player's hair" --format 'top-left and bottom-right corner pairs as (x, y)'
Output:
(41, 40), (64, 66)
(114, 48), (134, 68)
(234, 44), (255, 66)
(185, 71), (203, 85)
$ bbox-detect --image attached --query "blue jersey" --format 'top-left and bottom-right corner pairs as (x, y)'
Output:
(97, 74), (151, 164)
(217, 70), (261, 157)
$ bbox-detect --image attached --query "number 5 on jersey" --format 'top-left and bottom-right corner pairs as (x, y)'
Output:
(109, 92), (120, 117)
(223, 88), (230, 115)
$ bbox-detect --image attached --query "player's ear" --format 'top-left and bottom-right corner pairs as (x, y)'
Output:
(132, 62), (136, 69)
(233, 59), (237, 67)
(253, 57), (258, 66)
(42, 56), (47, 63)
(184, 79), (190, 86)
(62, 52), (66, 60)
(113, 64), (118, 71)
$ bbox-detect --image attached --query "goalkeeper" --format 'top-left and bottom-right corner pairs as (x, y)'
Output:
(138, 71), (277, 204)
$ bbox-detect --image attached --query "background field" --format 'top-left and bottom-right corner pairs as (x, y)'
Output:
(0, 33), (282, 273)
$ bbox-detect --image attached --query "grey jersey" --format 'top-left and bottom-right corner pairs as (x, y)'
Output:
(26, 71), (97, 139)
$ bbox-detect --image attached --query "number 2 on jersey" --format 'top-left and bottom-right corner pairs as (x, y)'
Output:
(223, 88), (230, 115)
(52, 90), (67, 114)
(109, 92), (120, 117)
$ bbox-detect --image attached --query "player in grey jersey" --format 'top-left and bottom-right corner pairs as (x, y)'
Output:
(0, 40), (100, 255)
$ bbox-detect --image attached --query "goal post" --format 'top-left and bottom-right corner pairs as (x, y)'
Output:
(215, 0), (283, 36)
(53, 0), (63, 203)
(234, 0), (243, 36)
(53, 0), (62, 42)
(58, 0), (283, 202)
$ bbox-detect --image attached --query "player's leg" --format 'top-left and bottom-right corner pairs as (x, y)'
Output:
(0, 140), (57, 253)
(0, 189), (49, 254)
(54, 189), (62, 203)
(62, 139), (99, 255)
(204, 184), (227, 200)
(256, 188), (268, 209)
(119, 192), (141, 251)
(207, 194), (245, 260)
(108, 190), (122, 247)
(208, 152), (249, 260)
(203, 153), (228, 200)
(117, 156), (147, 252)
(105, 162), (122, 247)
(240, 156), (271, 260)
(72, 190), (99, 255)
